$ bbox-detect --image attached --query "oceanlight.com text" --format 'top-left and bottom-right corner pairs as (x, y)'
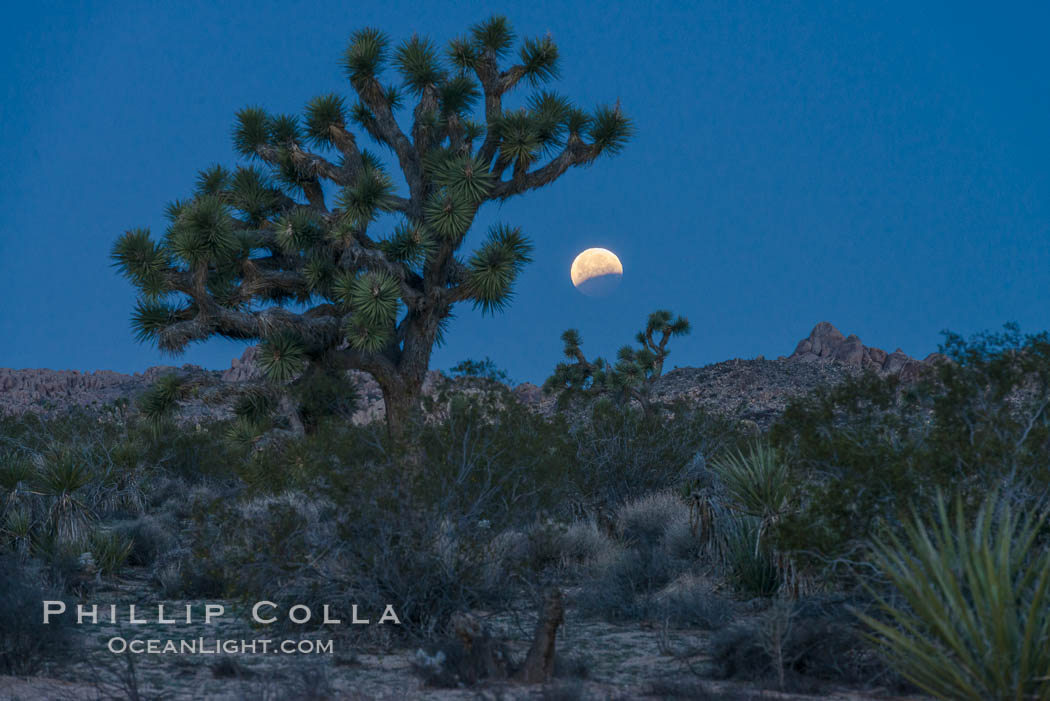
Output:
(106, 637), (334, 655)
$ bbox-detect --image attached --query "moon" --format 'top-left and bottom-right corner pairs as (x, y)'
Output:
(571, 248), (623, 297)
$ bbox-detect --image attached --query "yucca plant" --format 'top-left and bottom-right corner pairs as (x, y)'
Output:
(711, 442), (792, 526)
(112, 15), (632, 453)
(856, 491), (1050, 701)
(137, 373), (187, 432)
(3, 508), (34, 559)
(32, 448), (95, 544)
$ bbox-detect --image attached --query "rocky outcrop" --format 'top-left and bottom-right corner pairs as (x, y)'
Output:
(786, 321), (943, 382)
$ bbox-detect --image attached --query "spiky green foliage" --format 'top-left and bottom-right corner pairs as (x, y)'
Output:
(33, 448), (94, 544)
(114, 16), (631, 439)
(112, 229), (170, 298)
(89, 530), (133, 576)
(520, 35), (559, 85)
(394, 35), (443, 93)
(344, 315), (392, 353)
(343, 28), (389, 82)
(423, 191), (475, 239)
(857, 491), (1050, 701)
(256, 333), (306, 383)
(380, 221), (436, 267)
(546, 310), (690, 415)
(712, 443), (791, 524)
(337, 164), (396, 224)
(138, 374), (186, 426)
(470, 16), (514, 57)
(466, 224), (532, 313)
(233, 386), (277, 425)
(347, 271), (401, 325)
(590, 104), (634, 155)
(304, 94), (346, 147)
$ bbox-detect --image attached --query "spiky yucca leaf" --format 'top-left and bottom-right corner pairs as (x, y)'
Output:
(229, 166), (277, 223)
(381, 221), (436, 267)
(528, 91), (571, 153)
(520, 35), (559, 85)
(565, 107), (592, 136)
(344, 315), (392, 353)
(302, 255), (335, 295)
(163, 199), (187, 222)
(465, 224), (533, 313)
(711, 443), (791, 523)
(304, 93), (346, 147)
(560, 329), (583, 356)
(225, 418), (265, 451)
(347, 271), (400, 324)
(447, 36), (478, 70)
(257, 332), (306, 383)
(590, 105), (634, 155)
(130, 300), (179, 344)
(423, 191), (475, 239)
(233, 386), (277, 425)
(395, 35), (443, 93)
(233, 106), (270, 158)
(195, 164), (230, 198)
(168, 195), (236, 264)
(495, 109), (540, 167)
(34, 448), (94, 544)
(343, 27), (389, 82)
(112, 229), (170, 298)
(470, 16), (514, 57)
(275, 209), (324, 253)
(337, 165), (396, 224)
(430, 153), (494, 203)
(856, 492), (1050, 701)
(268, 114), (301, 145)
(439, 75), (480, 116)
(138, 374), (186, 425)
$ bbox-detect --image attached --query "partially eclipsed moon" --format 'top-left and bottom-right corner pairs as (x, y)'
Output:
(571, 248), (623, 297)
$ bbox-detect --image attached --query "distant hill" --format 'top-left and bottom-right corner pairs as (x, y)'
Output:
(0, 323), (938, 426)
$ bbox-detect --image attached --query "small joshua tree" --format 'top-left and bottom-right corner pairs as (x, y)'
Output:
(545, 310), (690, 416)
(112, 16), (631, 448)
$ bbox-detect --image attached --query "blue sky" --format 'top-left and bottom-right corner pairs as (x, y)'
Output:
(2, 1), (1048, 383)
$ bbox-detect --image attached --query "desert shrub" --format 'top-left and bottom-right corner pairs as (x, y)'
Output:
(614, 491), (688, 549)
(0, 557), (72, 674)
(289, 366), (359, 430)
(663, 516), (704, 560)
(652, 574), (734, 629)
(575, 546), (675, 621)
(770, 325), (1050, 572)
(710, 597), (886, 690)
(88, 529), (133, 575)
(111, 515), (176, 566)
(557, 520), (620, 574)
(568, 401), (742, 510)
(857, 491), (1050, 701)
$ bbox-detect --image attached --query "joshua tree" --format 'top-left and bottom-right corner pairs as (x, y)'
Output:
(112, 16), (631, 447)
(545, 310), (690, 416)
